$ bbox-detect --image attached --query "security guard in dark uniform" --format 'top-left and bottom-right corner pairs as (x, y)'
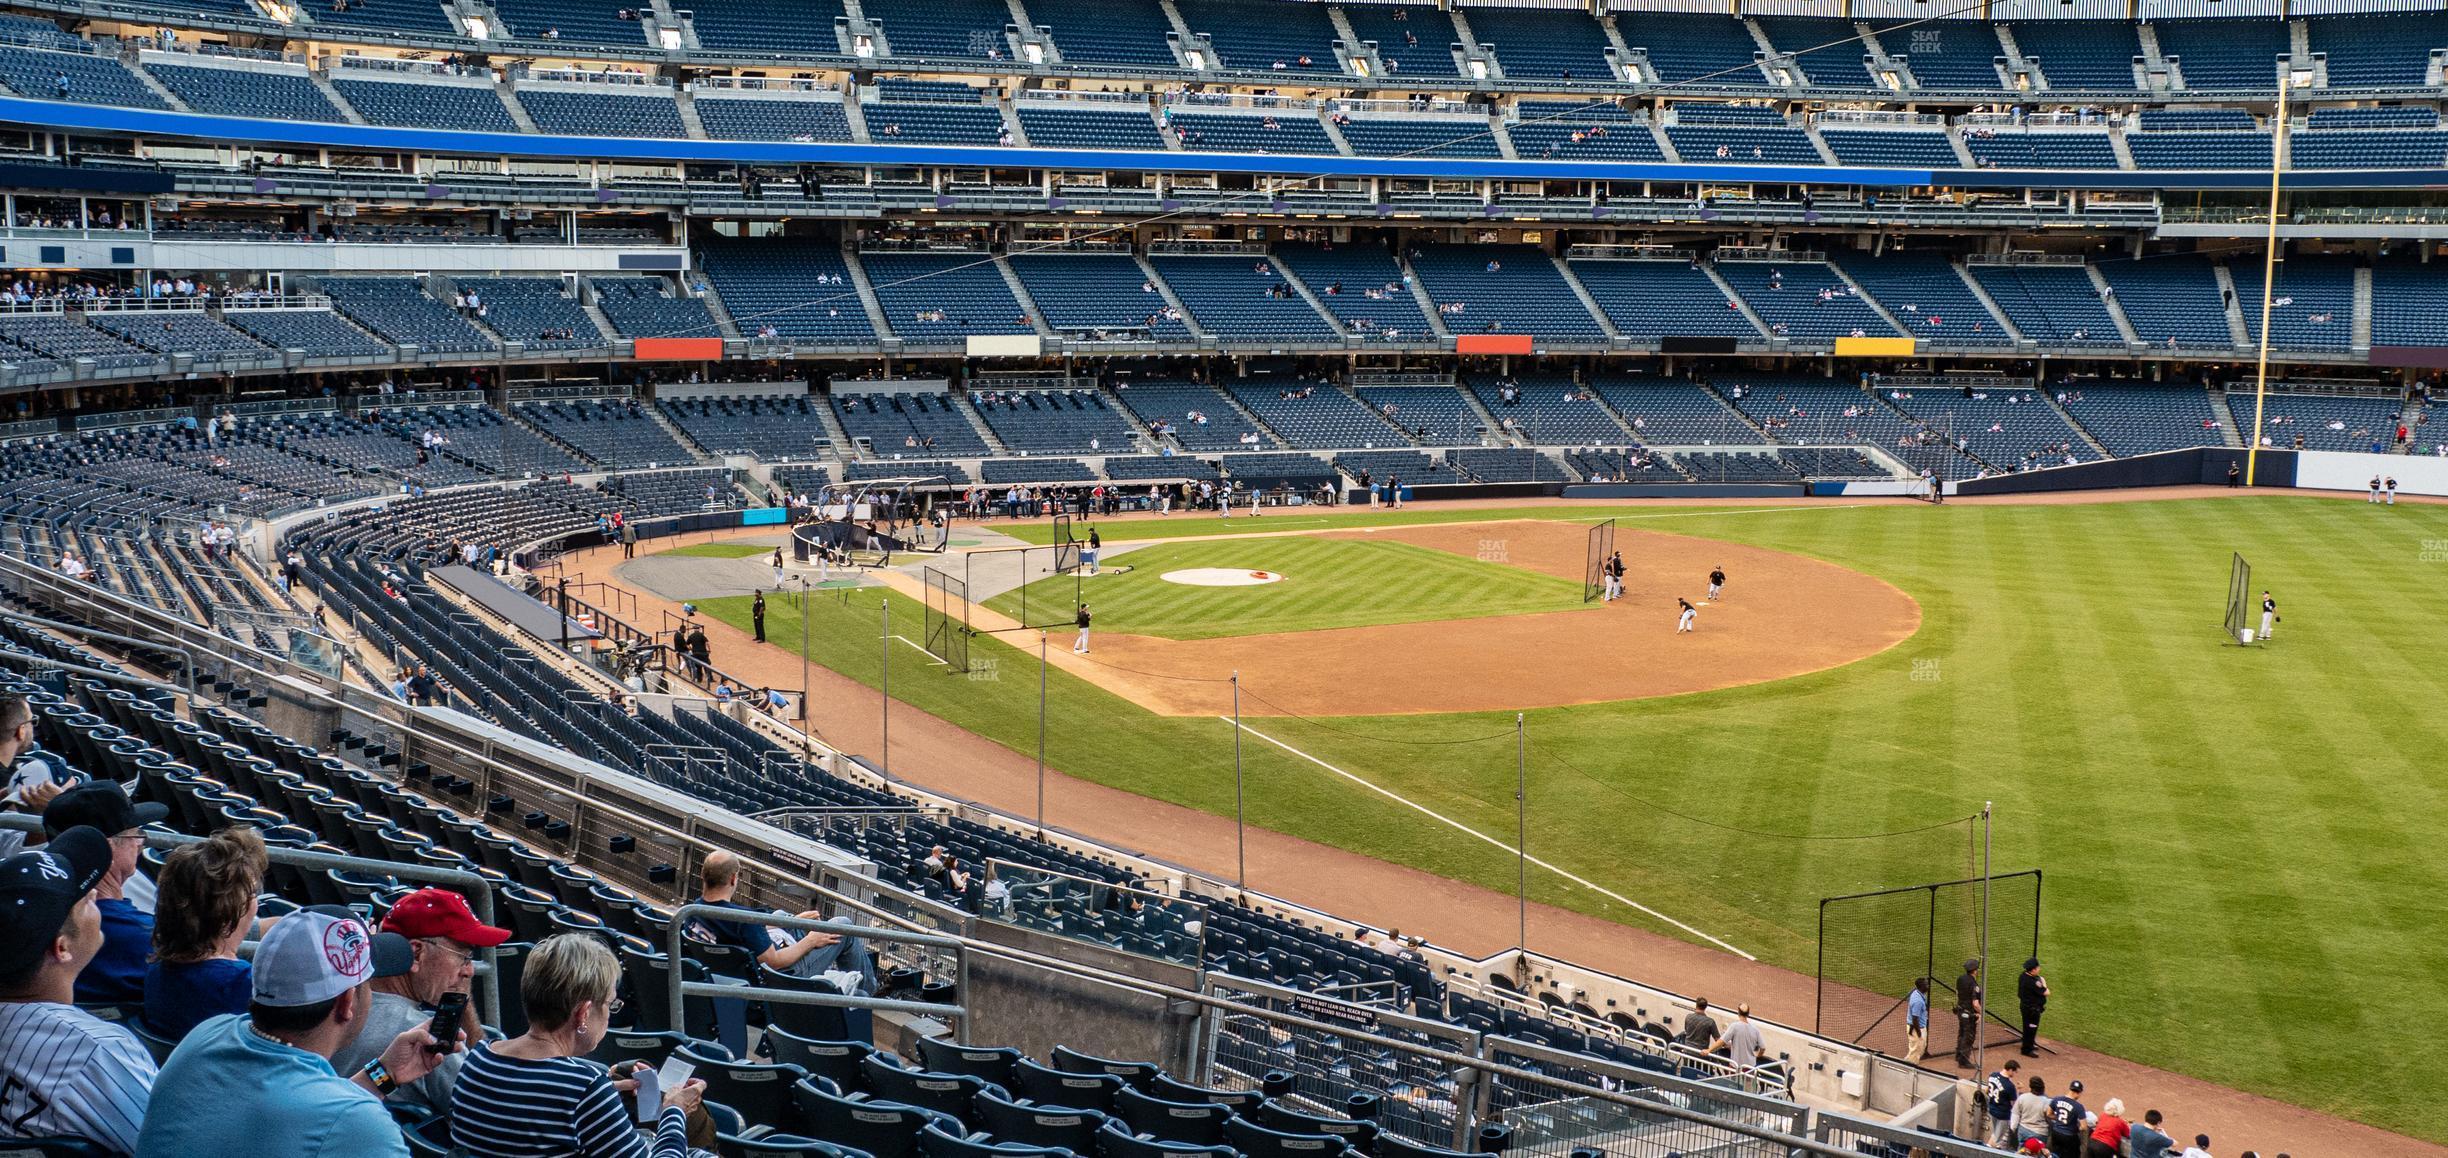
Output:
(752, 590), (767, 643)
(2018, 957), (2048, 1057)
(1953, 957), (1984, 1068)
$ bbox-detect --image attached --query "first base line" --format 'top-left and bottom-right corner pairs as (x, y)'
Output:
(1223, 717), (1755, 960)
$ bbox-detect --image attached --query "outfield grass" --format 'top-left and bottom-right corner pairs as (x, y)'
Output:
(702, 497), (2448, 1142)
(982, 538), (1590, 639)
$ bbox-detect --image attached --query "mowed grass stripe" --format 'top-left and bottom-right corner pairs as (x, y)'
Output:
(713, 498), (2448, 1141)
(986, 538), (1590, 640)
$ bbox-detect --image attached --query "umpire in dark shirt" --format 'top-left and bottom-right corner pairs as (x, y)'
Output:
(1953, 957), (1983, 1067)
(2018, 957), (2048, 1057)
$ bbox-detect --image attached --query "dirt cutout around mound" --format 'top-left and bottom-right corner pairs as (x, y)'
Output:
(1016, 519), (1918, 717)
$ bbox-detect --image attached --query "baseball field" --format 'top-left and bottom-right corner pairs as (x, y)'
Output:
(689, 494), (2448, 1143)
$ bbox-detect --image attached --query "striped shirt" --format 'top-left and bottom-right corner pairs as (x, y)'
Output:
(0, 1000), (156, 1155)
(450, 1043), (687, 1158)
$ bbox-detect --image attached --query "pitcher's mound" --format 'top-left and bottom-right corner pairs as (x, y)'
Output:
(1161, 568), (1285, 587)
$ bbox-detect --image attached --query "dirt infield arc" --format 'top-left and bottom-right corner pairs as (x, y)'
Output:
(937, 519), (1921, 717)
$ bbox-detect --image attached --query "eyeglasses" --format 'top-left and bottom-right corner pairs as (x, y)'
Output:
(420, 939), (477, 966)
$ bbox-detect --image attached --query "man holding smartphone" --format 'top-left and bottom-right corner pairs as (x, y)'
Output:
(333, 888), (510, 1117)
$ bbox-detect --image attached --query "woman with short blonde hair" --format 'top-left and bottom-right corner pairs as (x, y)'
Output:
(451, 934), (704, 1158)
(143, 826), (268, 1038)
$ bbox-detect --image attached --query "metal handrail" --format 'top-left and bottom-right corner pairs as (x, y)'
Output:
(663, 904), (969, 1032)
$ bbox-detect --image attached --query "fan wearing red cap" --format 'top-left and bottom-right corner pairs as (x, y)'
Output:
(330, 888), (509, 1114)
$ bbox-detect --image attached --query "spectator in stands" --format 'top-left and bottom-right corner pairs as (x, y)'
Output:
(143, 826), (271, 1040)
(331, 888), (507, 1117)
(1677, 998), (1718, 1053)
(452, 934), (702, 1158)
(0, 695), (65, 861)
(2129, 1110), (2176, 1158)
(2087, 1098), (2131, 1157)
(2180, 1135), (2213, 1158)
(43, 782), (167, 1006)
(686, 851), (870, 987)
(2014, 1077), (2051, 1148)
(1709, 1003), (1764, 1071)
(0, 826), (155, 1155)
(1903, 977), (1929, 1062)
(138, 908), (448, 1158)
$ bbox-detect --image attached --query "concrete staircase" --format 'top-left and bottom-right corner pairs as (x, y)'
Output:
(1449, 381), (1512, 444)
(1397, 253), (1452, 339)
(2214, 263), (2252, 348)
(1953, 261), (2026, 343)
(2086, 265), (2144, 345)
(1826, 260), (1910, 336)
(1551, 255), (1621, 342)
(673, 88), (707, 138)
(1264, 256), (1348, 337)
(1211, 384), (1292, 449)
(954, 396), (1010, 456)
(2207, 388), (2246, 447)
(2042, 391), (2113, 459)
(838, 249), (896, 340)
(1700, 264), (1775, 341)
(497, 79), (539, 132)
(696, 282), (745, 339)
(643, 400), (721, 464)
(124, 56), (189, 110)
(812, 393), (857, 461)
(311, 70), (369, 124)
(1134, 255), (1208, 339)
(2353, 264), (2375, 352)
(499, 402), (600, 467)
(993, 256), (1056, 338)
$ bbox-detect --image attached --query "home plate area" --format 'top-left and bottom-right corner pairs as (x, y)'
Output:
(1159, 568), (1286, 587)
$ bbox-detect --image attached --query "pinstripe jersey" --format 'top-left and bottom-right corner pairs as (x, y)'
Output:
(0, 1000), (156, 1154)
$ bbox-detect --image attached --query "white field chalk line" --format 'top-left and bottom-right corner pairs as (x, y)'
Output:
(888, 634), (948, 664)
(1566, 504), (1876, 522)
(1224, 717), (1755, 960)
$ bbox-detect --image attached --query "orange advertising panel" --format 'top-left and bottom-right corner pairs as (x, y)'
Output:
(1455, 334), (1535, 355)
(633, 337), (724, 361)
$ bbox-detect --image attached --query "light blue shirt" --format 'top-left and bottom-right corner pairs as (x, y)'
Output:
(1906, 987), (1929, 1029)
(135, 1013), (407, 1158)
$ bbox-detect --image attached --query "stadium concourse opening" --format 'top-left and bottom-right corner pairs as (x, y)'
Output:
(896, 518), (1919, 716)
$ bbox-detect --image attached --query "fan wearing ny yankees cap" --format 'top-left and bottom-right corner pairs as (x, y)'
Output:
(0, 826), (156, 1155)
(41, 780), (169, 1007)
(330, 887), (510, 1117)
(136, 907), (458, 1158)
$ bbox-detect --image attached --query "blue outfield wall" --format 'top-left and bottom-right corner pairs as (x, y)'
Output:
(9, 97), (2448, 192)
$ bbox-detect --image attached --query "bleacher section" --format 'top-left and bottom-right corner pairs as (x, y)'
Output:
(2305, 13), (2448, 88)
(2289, 126), (2448, 170)
(1594, 376), (1764, 445)
(1469, 374), (1626, 444)
(1015, 102), (1165, 149)
(833, 392), (993, 457)
(1967, 263), (2124, 346)
(1274, 243), (1432, 340)
(1146, 254), (1338, 341)
(1889, 389), (2095, 468)
(516, 398), (698, 468)
(687, 0), (848, 56)
(658, 394), (831, 461)
(1507, 100), (1664, 161)
(331, 76), (521, 132)
(2149, 18), (2288, 90)
(1229, 384), (1410, 449)
(857, 251), (1036, 342)
(490, 0), (651, 45)
(588, 276), (721, 340)
(1753, 16), (1882, 89)
(2096, 257), (2235, 350)
(88, 311), (271, 363)
(865, 80), (1009, 145)
(1354, 385), (1482, 446)
(1564, 447), (1685, 481)
(1407, 244), (1606, 341)
(1832, 251), (2011, 347)
(700, 236), (878, 344)
(1961, 127), (2120, 168)
(316, 278), (498, 354)
(224, 308), (394, 358)
(1817, 126), (1961, 167)
(148, 61), (346, 121)
(1713, 258), (1900, 342)
(1338, 115), (1501, 159)
(0, 44), (168, 108)
(862, 0), (1013, 61)
(969, 389), (1140, 454)
(1465, 5), (1618, 80)
(692, 93), (854, 141)
(1163, 108), (1338, 154)
(377, 403), (591, 476)
(517, 86), (689, 137)
(243, 409), (493, 487)
(1567, 257), (1758, 343)
(1664, 103), (1822, 164)
(1342, 4), (1462, 78)
(1719, 373), (1959, 473)
(1029, 0), (1180, 67)
(2226, 254), (2359, 354)
(1009, 252), (1192, 340)
(2236, 392), (2405, 451)
(599, 466), (742, 513)
(1174, 0), (1344, 74)
(979, 457), (1097, 483)
(452, 277), (603, 350)
(0, 313), (164, 371)
(2125, 125), (2270, 169)
(1620, 12), (1762, 85)
(2060, 384), (2229, 455)
(2009, 20), (2143, 90)
(1113, 382), (1269, 452)
(1887, 20), (2007, 89)
(2369, 257), (2448, 348)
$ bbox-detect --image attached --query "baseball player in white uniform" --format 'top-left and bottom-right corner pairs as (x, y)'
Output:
(2259, 591), (2278, 641)
(1073, 603), (1092, 654)
(1677, 598), (1698, 633)
(0, 827), (157, 1155)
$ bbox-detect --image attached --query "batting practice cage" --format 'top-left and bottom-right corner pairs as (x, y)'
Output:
(1816, 869), (2042, 1052)
(2223, 553), (2253, 643)
(956, 516), (1083, 635)
(1583, 518), (1616, 603)
(921, 565), (971, 673)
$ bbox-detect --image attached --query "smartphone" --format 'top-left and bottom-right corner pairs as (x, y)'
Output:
(427, 991), (469, 1054)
